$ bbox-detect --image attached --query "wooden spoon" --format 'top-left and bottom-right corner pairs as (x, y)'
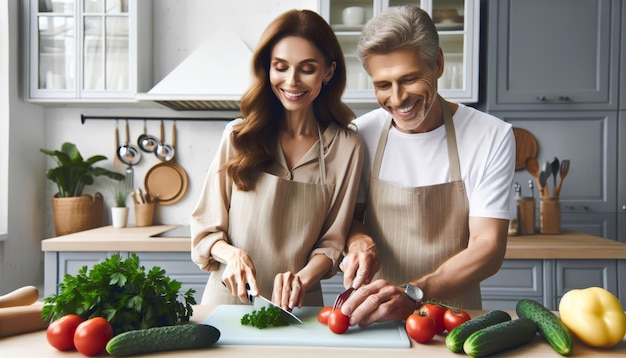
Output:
(555, 159), (570, 196)
(525, 157), (541, 195)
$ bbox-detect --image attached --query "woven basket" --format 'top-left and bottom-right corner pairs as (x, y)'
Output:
(51, 193), (104, 236)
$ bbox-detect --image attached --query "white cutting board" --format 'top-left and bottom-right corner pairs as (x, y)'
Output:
(203, 305), (410, 348)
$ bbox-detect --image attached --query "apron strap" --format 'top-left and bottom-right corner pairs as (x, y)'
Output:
(370, 96), (462, 182)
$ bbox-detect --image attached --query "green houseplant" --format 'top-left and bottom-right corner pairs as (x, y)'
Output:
(111, 180), (130, 228)
(41, 142), (125, 235)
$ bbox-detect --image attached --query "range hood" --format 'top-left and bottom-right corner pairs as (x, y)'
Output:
(137, 32), (252, 111)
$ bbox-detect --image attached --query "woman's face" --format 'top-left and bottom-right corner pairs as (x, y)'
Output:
(366, 48), (443, 133)
(269, 36), (335, 113)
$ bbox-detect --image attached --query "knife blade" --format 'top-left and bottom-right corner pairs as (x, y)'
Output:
(247, 290), (303, 325)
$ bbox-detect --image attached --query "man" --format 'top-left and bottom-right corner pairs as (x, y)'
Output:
(339, 6), (515, 327)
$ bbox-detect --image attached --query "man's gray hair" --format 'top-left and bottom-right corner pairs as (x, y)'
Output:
(356, 6), (439, 71)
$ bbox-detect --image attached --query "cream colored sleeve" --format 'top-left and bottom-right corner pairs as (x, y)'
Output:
(190, 121), (238, 272)
(310, 130), (364, 278)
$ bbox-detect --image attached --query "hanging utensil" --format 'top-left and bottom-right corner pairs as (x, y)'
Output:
(154, 120), (175, 162)
(113, 121), (122, 172)
(117, 120), (142, 166)
(137, 120), (159, 153)
(550, 157), (560, 195)
(554, 159), (570, 196)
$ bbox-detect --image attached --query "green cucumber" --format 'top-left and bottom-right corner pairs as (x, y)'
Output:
(106, 323), (220, 357)
(516, 298), (574, 355)
(463, 318), (538, 357)
(445, 310), (512, 353)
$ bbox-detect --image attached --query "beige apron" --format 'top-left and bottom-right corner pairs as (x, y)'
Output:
(202, 126), (333, 306)
(365, 96), (482, 309)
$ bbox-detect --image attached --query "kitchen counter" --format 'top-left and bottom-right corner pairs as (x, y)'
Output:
(1, 306), (624, 357)
(41, 225), (626, 259)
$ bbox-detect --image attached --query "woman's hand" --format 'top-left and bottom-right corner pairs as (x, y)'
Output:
(216, 243), (258, 303)
(272, 271), (304, 311)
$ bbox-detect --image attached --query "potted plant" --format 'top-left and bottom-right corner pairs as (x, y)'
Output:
(41, 142), (125, 235)
(111, 180), (130, 228)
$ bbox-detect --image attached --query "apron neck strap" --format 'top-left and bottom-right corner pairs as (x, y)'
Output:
(371, 95), (462, 182)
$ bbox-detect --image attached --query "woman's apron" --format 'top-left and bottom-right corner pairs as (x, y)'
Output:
(202, 126), (334, 306)
(365, 96), (482, 309)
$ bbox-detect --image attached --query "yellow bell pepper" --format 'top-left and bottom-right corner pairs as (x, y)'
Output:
(558, 287), (626, 348)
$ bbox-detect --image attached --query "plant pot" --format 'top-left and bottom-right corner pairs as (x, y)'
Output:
(111, 207), (129, 228)
(51, 193), (104, 236)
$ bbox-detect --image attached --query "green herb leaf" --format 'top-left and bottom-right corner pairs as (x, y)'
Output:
(42, 253), (196, 335)
(241, 306), (288, 329)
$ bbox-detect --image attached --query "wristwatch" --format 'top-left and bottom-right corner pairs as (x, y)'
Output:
(400, 283), (424, 305)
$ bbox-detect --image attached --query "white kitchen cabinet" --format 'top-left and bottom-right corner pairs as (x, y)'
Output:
(318, 0), (479, 104)
(23, 0), (152, 102)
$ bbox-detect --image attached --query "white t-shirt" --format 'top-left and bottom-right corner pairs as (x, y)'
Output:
(353, 105), (515, 220)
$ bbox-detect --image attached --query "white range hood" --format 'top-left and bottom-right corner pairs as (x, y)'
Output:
(137, 32), (252, 111)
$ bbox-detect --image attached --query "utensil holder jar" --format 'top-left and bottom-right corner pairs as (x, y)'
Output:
(135, 203), (155, 227)
(540, 197), (561, 234)
(517, 197), (535, 235)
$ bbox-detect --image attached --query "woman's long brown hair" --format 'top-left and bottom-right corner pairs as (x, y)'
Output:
(223, 9), (354, 191)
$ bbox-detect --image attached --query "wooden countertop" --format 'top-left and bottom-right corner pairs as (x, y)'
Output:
(41, 226), (626, 259)
(1, 306), (624, 357)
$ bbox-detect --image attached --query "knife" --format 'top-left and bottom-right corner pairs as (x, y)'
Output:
(246, 288), (303, 325)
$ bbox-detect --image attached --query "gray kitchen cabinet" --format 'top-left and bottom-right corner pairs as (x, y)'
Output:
(554, 259), (617, 308)
(491, 111), (618, 215)
(23, 0), (152, 102)
(44, 251), (209, 303)
(486, 0), (621, 111)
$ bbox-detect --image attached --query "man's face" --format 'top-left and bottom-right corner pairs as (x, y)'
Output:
(366, 48), (443, 133)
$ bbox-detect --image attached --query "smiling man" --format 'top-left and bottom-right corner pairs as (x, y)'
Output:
(339, 6), (516, 327)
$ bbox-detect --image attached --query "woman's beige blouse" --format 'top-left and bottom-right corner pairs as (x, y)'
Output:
(190, 119), (364, 277)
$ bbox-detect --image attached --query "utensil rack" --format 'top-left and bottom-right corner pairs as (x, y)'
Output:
(81, 114), (231, 124)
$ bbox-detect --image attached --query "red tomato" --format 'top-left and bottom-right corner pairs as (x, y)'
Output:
(443, 309), (471, 332)
(406, 313), (436, 343)
(318, 306), (333, 324)
(418, 303), (447, 334)
(46, 314), (84, 351)
(73, 317), (114, 356)
(328, 310), (350, 334)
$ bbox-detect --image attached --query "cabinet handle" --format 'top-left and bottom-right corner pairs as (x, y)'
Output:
(536, 96), (547, 101)
(558, 96), (571, 101)
(622, 204), (626, 211)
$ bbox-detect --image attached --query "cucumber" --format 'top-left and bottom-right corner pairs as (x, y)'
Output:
(463, 318), (538, 357)
(106, 323), (220, 357)
(516, 298), (574, 355)
(445, 310), (512, 353)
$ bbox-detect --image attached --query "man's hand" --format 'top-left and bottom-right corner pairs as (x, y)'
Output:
(339, 279), (416, 327)
(342, 217), (380, 289)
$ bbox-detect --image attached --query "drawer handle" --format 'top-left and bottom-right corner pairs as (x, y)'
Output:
(536, 96), (547, 101)
(558, 96), (571, 101)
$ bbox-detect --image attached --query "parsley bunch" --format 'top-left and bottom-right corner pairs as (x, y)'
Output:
(241, 306), (288, 329)
(42, 253), (196, 334)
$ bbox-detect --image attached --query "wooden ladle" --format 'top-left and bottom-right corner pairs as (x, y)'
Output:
(525, 157), (541, 195)
(554, 159), (570, 196)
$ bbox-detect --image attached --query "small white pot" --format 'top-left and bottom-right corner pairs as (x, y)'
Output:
(111, 207), (129, 228)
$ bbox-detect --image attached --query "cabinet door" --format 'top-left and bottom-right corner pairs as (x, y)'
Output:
(480, 259), (548, 310)
(487, 0), (620, 111)
(495, 111), (618, 213)
(562, 213), (617, 241)
(318, 0), (480, 104)
(554, 259), (618, 307)
(25, 0), (152, 101)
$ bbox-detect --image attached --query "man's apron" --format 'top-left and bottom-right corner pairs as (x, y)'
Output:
(202, 126), (334, 306)
(365, 96), (482, 309)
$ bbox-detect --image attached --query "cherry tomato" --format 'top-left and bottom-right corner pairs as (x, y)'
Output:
(406, 313), (436, 343)
(46, 314), (84, 351)
(318, 306), (333, 324)
(443, 309), (471, 332)
(328, 310), (350, 334)
(73, 317), (114, 357)
(418, 303), (447, 334)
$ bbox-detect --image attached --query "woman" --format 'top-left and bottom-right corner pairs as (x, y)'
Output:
(191, 9), (364, 310)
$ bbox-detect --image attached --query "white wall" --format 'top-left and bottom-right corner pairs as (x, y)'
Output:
(1, 0), (318, 293)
